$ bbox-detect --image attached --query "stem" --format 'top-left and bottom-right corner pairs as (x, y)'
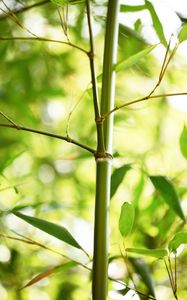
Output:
(100, 1), (119, 153)
(0, 123), (95, 154)
(86, 0), (105, 153)
(92, 1), (120, 299)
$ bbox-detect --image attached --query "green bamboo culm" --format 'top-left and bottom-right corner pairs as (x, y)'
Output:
(92, 1), (120, 300)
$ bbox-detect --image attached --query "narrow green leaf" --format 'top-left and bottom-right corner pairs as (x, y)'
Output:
(179, 125), (187, 159)
(118, 287), (130, 296)
(126, 247), (168, 258)
(12, 211), (83, 250)
(145, 1), (167, 45)
(115, 44), (157, 73)
(119, 202), (135, 237)
(129, 257), (155, 297)
(150, 176), (186, 221)
(178, 23), (187, 42)
(0, 150), (25, 173)
(110, 164), (131, 199)
(50, 0), (67, 5)
(168, 231), (187, 253)
(133, 174), (144, 206)
(50, 0), (84, 5)
(120, 4), (146, 13)
(97, 45), (156, 82)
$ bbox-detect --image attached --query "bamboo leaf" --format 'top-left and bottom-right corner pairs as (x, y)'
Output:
(119, 202), (135, 237)
(50, 0), (84, 5)
(133, 174), (144, 207)
(21, 261), (77, 289)
(179, 125), (187, 159)
(150, 176), (186, 221)
(12, 211), (83, 250)
(126, 247), (168, 258)
(145, 1), (167, 45)
(97, 45), (157, 82)
(111, 164), (131, 199)
(118, 287), (130, 296)
(178, 23), (187, 42)
(50, 0), (67, 5)
(120, 4), (146, 12)
(115, 44), (157, 73)
(129, 257), (155, 297)
(168, 231), (187, 253)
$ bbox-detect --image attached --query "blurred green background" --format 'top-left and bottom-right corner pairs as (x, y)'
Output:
(0, 1), (187, 299)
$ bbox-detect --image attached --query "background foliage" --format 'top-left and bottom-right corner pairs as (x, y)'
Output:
(0, 0), (187, 299)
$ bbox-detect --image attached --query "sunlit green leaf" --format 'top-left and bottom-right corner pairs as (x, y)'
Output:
(0, 151), (25, 173)
(129, 257), (155, 297)
(119, 202), (135, 237)
(50, 0), (84, 5)
(150, 176), (186, 221)
(126, 247), (168, 258)
(179, 125), (187, 159)
(178, 23), (187, 42)
(120, 4), (146, 12)
(133, 174), (144, 206)
(12, 211), (83, 250)
(115, 44), (157, 73)
(168, 231), (187, 253)
(145, 1), (167, 45)
(111, 164), (131, 199)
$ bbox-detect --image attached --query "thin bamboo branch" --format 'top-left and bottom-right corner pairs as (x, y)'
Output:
(164, 258), (175, 292)
(86, 0), (105, 153)
(0, 0), (50, 21)
(0, 36), (88, 54)
(0, 232), (90, 270)
(0, 123), (96, 154)
(103, 92), (187, 118)
(174, 254), (177, 295)
(0, 111), (20, 128)
(148, 38), (178, 97)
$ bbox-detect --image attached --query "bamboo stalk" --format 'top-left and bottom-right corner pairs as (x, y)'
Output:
(92, 1), (120, 299)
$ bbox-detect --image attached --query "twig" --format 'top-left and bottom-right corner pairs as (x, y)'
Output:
(86, 0), (105, 152)
(0, 0), (38, 38)
(102, 41), (182, 119)
(0, 232), (90, 270)
(86, 0), (100, 118)
(103, 92), (187, 119)
(0, 0), (50, 21)
(109, 278), (157, 300)
(0, 123), (96, 154)
(0, 111), (20, 128)
(0, 35), (88, 54)
(174, 254), (178, 296)
(65, 83), (91, 137)
(148, 37), (178, 97)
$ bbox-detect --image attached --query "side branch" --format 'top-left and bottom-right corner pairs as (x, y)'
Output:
(86, 0), (105, 153)
(0, 123), (95, 154)
(0, 0), (50, 21)
(0, 36), (88, 55)
(103, 92), (187, 118)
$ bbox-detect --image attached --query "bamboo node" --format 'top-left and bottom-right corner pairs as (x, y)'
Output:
(95, 151), (113, 160)
(88, 50), (95, 59)
(95, 116), (105, 124)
